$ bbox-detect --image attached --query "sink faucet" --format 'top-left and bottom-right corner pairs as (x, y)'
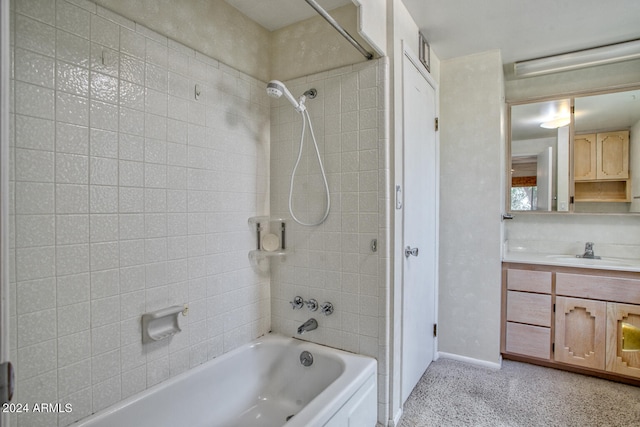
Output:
(297, 318), (318, 335)
(578, 242), (601, 259)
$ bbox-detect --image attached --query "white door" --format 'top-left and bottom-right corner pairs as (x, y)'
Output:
(536, 147), (553, 211)
(401, 53), (437, 403)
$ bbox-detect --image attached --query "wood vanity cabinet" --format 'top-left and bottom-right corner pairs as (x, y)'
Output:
(574, 130), (631, 202)
(502, 264), (640, 384)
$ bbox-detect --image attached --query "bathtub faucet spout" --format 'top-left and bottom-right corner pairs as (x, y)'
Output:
(297, 318), (318, 334)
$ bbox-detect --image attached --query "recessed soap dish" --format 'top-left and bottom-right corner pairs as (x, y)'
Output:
(141, 305), (187, 344)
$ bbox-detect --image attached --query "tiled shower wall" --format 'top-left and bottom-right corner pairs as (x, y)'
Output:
(8, 0), (270, 425)
(269, 59), (390, 423)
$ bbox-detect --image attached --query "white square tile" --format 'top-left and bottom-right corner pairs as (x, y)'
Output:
(90, 100), (118, 131)
(120, 241), (144, 268)
(56, 273), (90, 306)
(15, 14), (56, 57)
(120, 53), (145, 85)
(119, 160), (143, 187)
(92, 374), (121, 412)
(56, 29), (90, 67)
(90, 214), (119, 242)
(90, 157), (118, 186)
(56, 61), (89, 97)
(16, 277), (56, 314)
(144, 163), (167, 189)
(17, 308), (56, 347)
(91, 269), (120, 299)
(56, 243), (89, 276)
(15, 81), (54, 119)
(90, 129), (118, 159)
(90, 72), (119, 104)
(56, 153), (89, 184)
(144, 113), (167, 140)
(145, 89), (168, 117)
(15, 48), (55, 88)
(91, 296), (120, 327)
(16, 115), (54, 151)
(16, 214), (55, 248)
(145, 213), (167, 237)
(90, 241), (119, 271)
(91, 14), (119, 50)
(166, 166), (187, 189)
(119, 107), (145, 137)
(120, 28), (145, 60)
(58, 359), (91, 397)
(15, 182), (54, 214)
(146, 355), (169, 387)
(92, 350), (121, 384)
(57, 92), (89, 126)
(56, 0), (90, 39)
(168, 96), (189, 121)
(120, 265), (145, 293)
(120, 81), (145, 111)
(57, 330), (91, 367)
(16, 246), (55, 282)
(18, 339), (57, 382)
(56, 184), (89, 214)
(119, 134), (144, 161)
(91, 44), (119, 77)
(90, 185), (118, 213)
(119, 215), (145, 241)
(91, 323), (120, 356)
(16, 0), (56, 25)
(119, 187), (144, 213)
(15, 148), (54, 182)
(146, 39), (168, 68)
(145, 63), (168, 93)
(56, 122), (88, 155)
(57, 302), (90, 336)
(167, 119), (187, 144)
(145, 238), (167, 263)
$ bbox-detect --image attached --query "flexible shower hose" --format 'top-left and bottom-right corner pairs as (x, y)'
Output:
(288, 109), (331, 226)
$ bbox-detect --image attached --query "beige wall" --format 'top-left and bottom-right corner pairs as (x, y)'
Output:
(439, 50), (505, 365)
(94, 0), (272, 81)
(270, 4), (375, 81)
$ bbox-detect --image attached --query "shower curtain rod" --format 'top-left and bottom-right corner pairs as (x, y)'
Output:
(304, 0), (374, 60)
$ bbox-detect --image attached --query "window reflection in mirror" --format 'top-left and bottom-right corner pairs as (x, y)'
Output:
(508, 87), (640, 214)
(510, 99), (571, 212)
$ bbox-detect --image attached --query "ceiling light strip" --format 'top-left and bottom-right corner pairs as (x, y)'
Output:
(514, 39), (640, 77)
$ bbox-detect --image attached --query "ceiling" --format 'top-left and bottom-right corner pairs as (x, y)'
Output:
(402, 0), (640, 64)
(226, 0), (640, 66)
(225, 0), (352, 31)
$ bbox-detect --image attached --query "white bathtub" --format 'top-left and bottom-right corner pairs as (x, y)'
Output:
(71, 333), (377, 427)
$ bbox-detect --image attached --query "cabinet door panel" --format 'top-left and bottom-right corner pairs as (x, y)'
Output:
(606, 302), (640, 379)
(574, 134), (597, 181)
(597, 131), (629, 179)
(555, 296), (606, 370)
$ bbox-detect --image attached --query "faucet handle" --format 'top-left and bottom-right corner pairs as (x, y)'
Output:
(306, 299), (318, 312)
(320, 302), (334, 316)
(290, 296), (304, 310)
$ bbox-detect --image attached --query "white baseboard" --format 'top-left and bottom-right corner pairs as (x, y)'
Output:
(437, 351), (503, 370)
(388, 407), (402, 427)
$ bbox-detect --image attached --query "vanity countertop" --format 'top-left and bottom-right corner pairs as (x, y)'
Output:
(502, 240), (640, 272)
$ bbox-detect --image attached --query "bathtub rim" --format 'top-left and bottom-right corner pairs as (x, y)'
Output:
(69, 332), (377, 427)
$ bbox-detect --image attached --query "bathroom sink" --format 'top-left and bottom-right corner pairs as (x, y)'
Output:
(545, 254), (635, 267)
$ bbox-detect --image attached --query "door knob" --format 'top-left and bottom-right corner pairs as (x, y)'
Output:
(405, 246), (419, 258)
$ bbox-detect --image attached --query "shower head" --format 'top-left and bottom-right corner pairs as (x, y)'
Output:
(266, 80), (305, 112)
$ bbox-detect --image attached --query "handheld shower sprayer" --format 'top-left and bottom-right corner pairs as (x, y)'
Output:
(266, 80), (305, 112)
(265, 80), (330, 226)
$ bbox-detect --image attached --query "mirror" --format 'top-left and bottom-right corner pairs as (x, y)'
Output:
(508, 87), (640, 213)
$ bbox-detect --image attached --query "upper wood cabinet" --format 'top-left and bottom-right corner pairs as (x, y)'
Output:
(575, 130), (629, 181)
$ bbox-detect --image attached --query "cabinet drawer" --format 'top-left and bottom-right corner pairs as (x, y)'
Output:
(507, 291), (551, 327)
(507, 269), (552, 293)
(556, 273), (640, 304)
(505, 322), (551, 359)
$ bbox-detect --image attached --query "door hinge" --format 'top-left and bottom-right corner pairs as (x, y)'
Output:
(570, 196), (574, 204)
(434, 117), (439, 131)
(433, 323), (437, 337)
(552, 343), (555, 353)
(0, 362), (14, 404)
(553, 303), (556, 312)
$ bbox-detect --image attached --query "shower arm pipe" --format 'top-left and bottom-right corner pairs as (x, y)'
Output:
(304, 0), (373, 60)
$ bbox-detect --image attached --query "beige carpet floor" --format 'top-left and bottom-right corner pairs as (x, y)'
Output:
(398, 358), (640, 427)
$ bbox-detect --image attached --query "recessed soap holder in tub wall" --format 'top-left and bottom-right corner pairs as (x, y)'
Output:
(142, 305), (188, 343)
